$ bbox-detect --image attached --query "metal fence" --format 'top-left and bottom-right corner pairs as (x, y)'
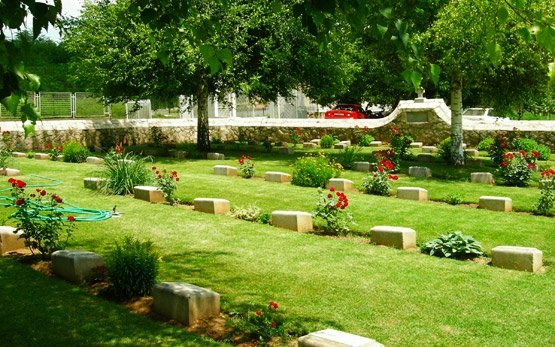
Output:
(0, 90), (325, 120)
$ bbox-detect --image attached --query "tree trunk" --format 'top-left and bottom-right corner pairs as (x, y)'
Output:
(196, 74), (211, 152)
(450, 71), (464, 166)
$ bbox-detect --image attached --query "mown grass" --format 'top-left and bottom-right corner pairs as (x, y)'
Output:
(1, 146), (554, 346)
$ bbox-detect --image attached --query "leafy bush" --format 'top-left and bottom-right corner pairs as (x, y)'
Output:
(0, 131), (13, 169)
(437, 137), (451, 162)
(238, 155), (255, 178)
(358, 134), (375, 147)
(106, 236), (159, 299)
(9, 178), (76, 258)
(291, 154), (342, 188)
(362, 155), (398, 196)
(421, 231), (483, 260)
(62, 141), (90, 163)
(389, 125), (413, 159)
(497, 151), (538, 187)
(26, 151), (35, 159)
(446, 193), (463, 205)
(230, 205), (262, 222)
(536, 144), (551, 161)
(313, 187), (354, 235)
(514, 138), (538, 152)
(336, 146), (361, 169)
(477, 137), (494, 151)
(230, 301), (287, 344)
(151, 166), (179, 204)
(319, 134), (337, 149)
(533, 169), (555, 216)
(101, 150), (151, 195)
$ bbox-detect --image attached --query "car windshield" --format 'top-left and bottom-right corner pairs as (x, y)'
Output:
(333, 105), (356, 111)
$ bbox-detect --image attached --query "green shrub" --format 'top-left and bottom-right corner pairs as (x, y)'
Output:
(291, 154), (342, 188)
(230, 205), (262, 222)
(421, 231), (483, 260)
(358, 134), (375, 147)
(446, 193), (463, 205)
(477, 137), (494, 151)
(106, 236), (159, 300)
(26, 151), (35, 159)
(319, 134), (337, 149)
(101, 151), (151, 195)
(62, 141), (90, 163)
(258, 212), (271, 224)
(536, 144), (551, 161)
(533, 170), (555, 216)
(514, 138), (538, 152)
(336, 146), (361, 169)
(438, 137), (451, 162)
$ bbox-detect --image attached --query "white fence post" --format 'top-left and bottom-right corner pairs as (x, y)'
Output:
(70, 93), (76, 118)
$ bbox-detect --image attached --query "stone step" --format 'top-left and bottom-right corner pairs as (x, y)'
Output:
(152, 282), (220, 326)
(327, 178), (354, 192)
(271, 211), (313, 232)
(470, 172), (495, 184)
(370, 226), (416, 250)
(479, 196), (512, 212)
(52, 250), (104, 283)
(134, 185), (165, 203)
(397, 187), (428, 201)
(213, 165), (237, 176)
(408, 166), (432, 178)
(265, 171), (292, 183)
(299, 328), (384, 347)
(492, 246), (543, 272)
(0, 226), (25, 255)
(194, 198), (230, 215)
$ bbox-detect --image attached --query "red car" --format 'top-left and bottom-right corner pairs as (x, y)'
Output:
(324, 104), (367, 119)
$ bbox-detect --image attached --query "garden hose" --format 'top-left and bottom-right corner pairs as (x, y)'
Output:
(0, 174), (112, 222)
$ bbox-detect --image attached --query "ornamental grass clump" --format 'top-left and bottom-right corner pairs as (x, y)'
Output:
(101, 149), (151, 195)
(151, 166), (179, 204)
(105, 236), (159, 300)
(8, 178), (76, 258)
(497, 150), (539, 187)
(421, 231), (483, 260)
(313, 187), (354, 235)
(533, 169), (555, 216)
(238, 155), (255, 178)
(362, 153), (398, 196)
(291, 153), (342, 188)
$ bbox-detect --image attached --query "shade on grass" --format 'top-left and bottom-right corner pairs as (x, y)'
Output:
(1, 152), (554, 346)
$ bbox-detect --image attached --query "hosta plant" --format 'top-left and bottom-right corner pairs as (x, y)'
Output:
(421, 231), (483, 260)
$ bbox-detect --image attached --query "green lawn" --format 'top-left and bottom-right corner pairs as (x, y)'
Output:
(1, 147), (554, 346)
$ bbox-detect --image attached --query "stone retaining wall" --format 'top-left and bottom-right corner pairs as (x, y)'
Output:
(1, 99), (554, 150)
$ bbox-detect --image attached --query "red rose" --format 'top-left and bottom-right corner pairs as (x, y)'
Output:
(40, 190), (46, 196)
(528, 163), (535, 169)
(172, 171), (177, 175)
(15, 199), (24, 205)
(8, 178), (15, 184)
(329, 187), (335, 192)
(500, 161), (508, 167)
(68, 216), (75, 222)
(327, 194), (332, 198)
(16, 180), (26, 188)
(271, 322), (277, 328)
(256, 310), (262, 316)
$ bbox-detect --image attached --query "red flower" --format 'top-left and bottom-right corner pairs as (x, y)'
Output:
(51, 194), (63, 203)
(176, 177), (180, 182)
(256, 310), (262, 316)
(519, 150), (526, 156)
(172, 170), (177, 175)
(528, 163), (535, 170)
(155, 171), (160, 175)
(532, 150), (540, 157)
(271, 322), (277, 328)
(500, 161), (509, 167)
(40, 190), (46, 196)
(15, 199), (24, 205)
(152, 166), (157, 170)
(8, 178), (15, 184)
(268, 301), (279, 310)
(327, 193), (332, 198)
(329, 187), (335, 192)
(68, 216), (75, 222)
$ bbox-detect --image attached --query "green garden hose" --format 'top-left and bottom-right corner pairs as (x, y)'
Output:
(0, 174), (112, 222)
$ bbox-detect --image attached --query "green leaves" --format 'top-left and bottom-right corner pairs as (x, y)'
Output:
(430, 63), (440, 87)
(402, 69), (422, 92)
(486, 41), (503, 66)
(199, 45), (233, 75)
